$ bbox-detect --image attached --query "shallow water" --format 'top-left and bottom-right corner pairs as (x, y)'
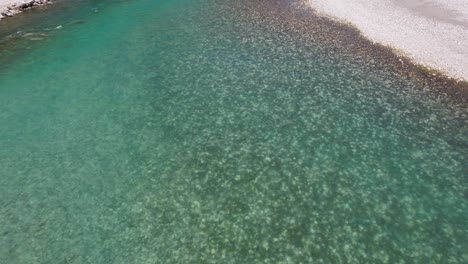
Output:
(0, 0), (467, 263)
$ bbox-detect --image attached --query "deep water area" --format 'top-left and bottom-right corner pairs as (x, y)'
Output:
(0, 0), (467, 263)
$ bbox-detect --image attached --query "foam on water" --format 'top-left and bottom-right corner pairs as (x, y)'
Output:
(0, 0), (467, 263)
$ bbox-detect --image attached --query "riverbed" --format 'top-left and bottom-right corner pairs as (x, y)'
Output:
(0, 0), (467, 263)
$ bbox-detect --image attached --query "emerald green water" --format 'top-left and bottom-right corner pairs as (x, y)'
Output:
(0, 0), (467, 263)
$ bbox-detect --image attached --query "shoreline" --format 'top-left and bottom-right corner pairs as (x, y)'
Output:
(0, 0), (466, 104)
(309, 0), (468, 82)
(0, 0), (51, 20)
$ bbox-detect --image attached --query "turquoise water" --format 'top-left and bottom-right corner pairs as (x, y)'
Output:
(0, 0), (467, 263)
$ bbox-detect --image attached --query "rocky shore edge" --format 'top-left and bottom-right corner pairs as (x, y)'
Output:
(309, 0), (468, 82)
(0, 0), (51, 20)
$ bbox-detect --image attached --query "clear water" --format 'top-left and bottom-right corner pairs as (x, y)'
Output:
(0, 0), (467, 263)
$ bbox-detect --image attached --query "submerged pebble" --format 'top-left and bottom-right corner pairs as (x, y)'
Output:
(0, 0), (466, 263)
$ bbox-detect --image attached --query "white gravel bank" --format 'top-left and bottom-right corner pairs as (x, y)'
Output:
(309, 0), (468, 81)
(1, 0), (50, 20)
(0, 0), (22, 14)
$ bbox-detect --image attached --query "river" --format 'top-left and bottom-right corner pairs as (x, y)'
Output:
(0, 0), (466, 262)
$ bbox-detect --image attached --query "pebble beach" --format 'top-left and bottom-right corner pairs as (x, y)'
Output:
(0, 0), (50, 20)
(309, 0), (468, 81)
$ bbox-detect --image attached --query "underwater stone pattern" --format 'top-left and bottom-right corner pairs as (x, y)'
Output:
(0, 0), (467, 263)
